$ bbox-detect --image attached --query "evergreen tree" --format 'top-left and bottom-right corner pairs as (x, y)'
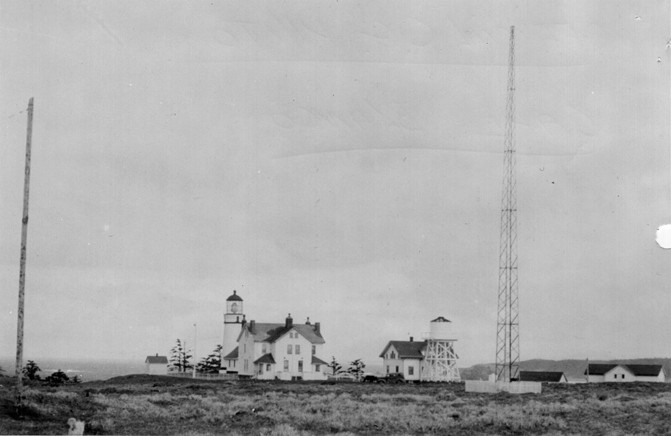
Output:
(169, 339), (193, 372)
(196, 345), (223, 373)
(328, 356), (343, 375)
(347, 358), (366, 381)
(22, 360), (41, 380)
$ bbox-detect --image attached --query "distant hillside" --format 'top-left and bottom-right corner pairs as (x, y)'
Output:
(460, 358), (671, 381)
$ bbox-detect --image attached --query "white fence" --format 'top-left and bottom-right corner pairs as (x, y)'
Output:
(465, 380), (542, 394)
(166, 372), (237, 381)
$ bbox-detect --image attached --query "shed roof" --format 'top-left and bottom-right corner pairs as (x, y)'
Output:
(312, 355), (328, 365)
(145, 355), (168, 364)
(223, 346), (239, 360)
(254, 353), (276, 364)
(379, 341), (426, 358)
(519, 371), (566, 382)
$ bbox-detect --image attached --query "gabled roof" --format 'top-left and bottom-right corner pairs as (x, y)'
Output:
(519, 371), (566, 382)
(145, 355), (168, 364)
(312, 355), (328, 365)
(223, 346), (239, 360)
(585, 363), (664, 377)
(624, 365), (665, 377)
(254, 353), (276, 364)
(379, 341), (426, 359)
(585, 364), (618, 375)
(240, 323), (325, 344)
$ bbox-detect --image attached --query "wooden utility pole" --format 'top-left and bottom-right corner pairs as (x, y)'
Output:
(15, 97), (34, 411)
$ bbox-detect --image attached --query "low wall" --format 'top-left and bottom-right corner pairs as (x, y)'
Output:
(465, 380), (541, 394)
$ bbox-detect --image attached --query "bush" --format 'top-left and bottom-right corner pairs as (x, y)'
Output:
(44, 369), (69, 386)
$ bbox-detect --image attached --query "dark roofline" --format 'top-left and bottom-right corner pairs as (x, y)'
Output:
(519, 371), (566, 382)
(585, 363), (664, 377)
(254, 353), (276, 364)
(379, 340), (426, 358)
(312, 355), (328, 366)
(226, 290), (243, 301)
(223, 346), (239, 360)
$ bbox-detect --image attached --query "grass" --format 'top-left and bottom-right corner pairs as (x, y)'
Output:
(1, 376), (671, 434)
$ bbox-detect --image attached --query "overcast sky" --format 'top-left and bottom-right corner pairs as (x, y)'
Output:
(0, 1), (669, 368)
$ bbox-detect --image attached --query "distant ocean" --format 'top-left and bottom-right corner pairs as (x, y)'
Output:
(0, 358), (146, 382)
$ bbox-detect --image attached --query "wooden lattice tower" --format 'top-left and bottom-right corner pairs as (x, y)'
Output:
(422, 340), (460, 382)
(495, 26), (520, 382)
(422, 316), (460, 382)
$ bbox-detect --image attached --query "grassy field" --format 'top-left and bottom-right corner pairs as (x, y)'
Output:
(2, 375), (671, 435)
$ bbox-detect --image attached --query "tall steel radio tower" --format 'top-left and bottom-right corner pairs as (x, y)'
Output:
(495, 26), (520, 382)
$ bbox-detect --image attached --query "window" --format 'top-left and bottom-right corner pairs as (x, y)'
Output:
(395, 366), (399, 373)
(614, 374), (617, 379)
(316, 364), (320, 372)
(287, 344), (293, 354)
(262, 343), (267, 354)
(387, 366), (390, 374)
(622, 374), (625, 379)
(284, 360), (289, 371)
(244, 359), (248, 371)
(295, 345), (301, 355)
(408, 366), (414, 376)
(298, 360), (304, 372)
(390, 351), (396, 359)
(312, 345), (316, 355)
(266, 364), (271, 371)
(244, 344), (247, 353)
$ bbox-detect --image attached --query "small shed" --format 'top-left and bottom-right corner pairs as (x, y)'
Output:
(519, 371), (567, 383)
(145, 354), (169, 375)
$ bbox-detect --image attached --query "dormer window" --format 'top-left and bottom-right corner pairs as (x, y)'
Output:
(390, 351), (396, 359)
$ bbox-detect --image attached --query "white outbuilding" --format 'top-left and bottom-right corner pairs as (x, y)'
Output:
(145, 354), (169, 375)
(585, 364), (665, 383)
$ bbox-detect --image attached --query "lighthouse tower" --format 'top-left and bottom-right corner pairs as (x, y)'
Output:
(221, 290), (244, 371)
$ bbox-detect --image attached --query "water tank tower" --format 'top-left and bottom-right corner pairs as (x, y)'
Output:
(422, 316), (460, 382)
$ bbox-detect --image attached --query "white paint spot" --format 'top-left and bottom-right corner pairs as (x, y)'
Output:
(655, 224), (671, 248)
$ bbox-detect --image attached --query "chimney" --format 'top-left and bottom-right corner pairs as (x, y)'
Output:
(285, 313), (293, 329)
(409, 336), (414, 342)
(249, 320), (255, 333)
(241, 314), (247, 326)
(305, 317), (311, 325)
(155, 353), (158, 356)
(314, 322), (321, 336)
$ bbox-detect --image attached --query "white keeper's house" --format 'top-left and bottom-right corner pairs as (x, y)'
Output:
(220, 290), (328, 380)
(585, 363), (666, 383)
(379, 317), (460, 382)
